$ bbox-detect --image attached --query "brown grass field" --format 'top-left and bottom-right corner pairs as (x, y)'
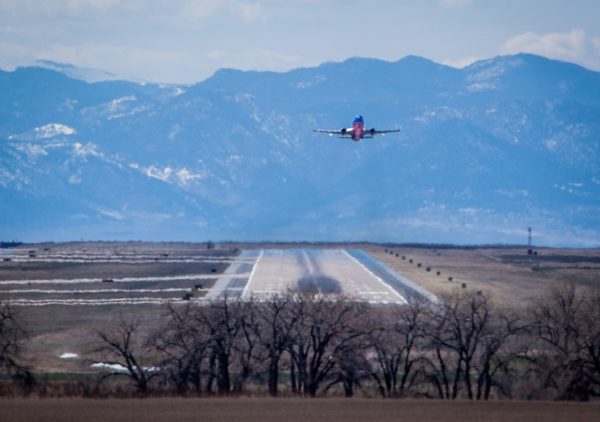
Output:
(19, 304), (168, 373)
(1, 398), (599, 422)
(1, 243), (599, 421)
(1, 242), (599, 373)
(0, 242), (236, 372)
(365, 245), (600, 306)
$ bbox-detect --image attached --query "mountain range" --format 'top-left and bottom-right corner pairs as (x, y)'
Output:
(1, 53), (599, 246)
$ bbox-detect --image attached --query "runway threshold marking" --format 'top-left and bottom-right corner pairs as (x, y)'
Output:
(241, 249), (264, 299)
(341, 250), (408, 305)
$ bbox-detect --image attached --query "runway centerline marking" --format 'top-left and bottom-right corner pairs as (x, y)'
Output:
(302, 250), (321, 294)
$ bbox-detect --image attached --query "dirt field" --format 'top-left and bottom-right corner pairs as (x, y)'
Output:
(0, 242), (239, 372)
(2, 242), (599, 373)
(366, 245), (600, 306)
(17, 304), (168, 373)
(1, 398), (599, 422)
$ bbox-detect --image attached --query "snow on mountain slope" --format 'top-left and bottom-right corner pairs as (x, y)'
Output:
(0, 54), (599, 245)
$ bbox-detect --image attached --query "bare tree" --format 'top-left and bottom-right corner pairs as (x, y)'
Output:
(287, 295), (368, 397)
(422, 290), (493, 399)
(0, 299), (33, 385)
(94, 314), (158, 394)
(196, 299), (239, 394)
(529, 283), (600, 400)
(473, 307), (525, 400)
(193, 297), (262, 395)
(367, 299), (427, 397)
(580, 288), (600, 397)
(253, 293), (296, 396)
(421, 303), (460, 399)
(232, 299), (261, 393)
(325, 337), (369, 397)
(150, 303), (210, 394)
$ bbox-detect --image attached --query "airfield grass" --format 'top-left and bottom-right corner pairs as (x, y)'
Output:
(19, 304), (168, 373)
(3, 242), (600, 373)
(1, 398), (599, 422)
(367, 245), (600, 305)
(0, 260), (228, 281)
(0, 243), (236, 373)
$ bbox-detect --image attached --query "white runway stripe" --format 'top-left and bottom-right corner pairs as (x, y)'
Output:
(0, 272), (251, 285)
(9, 297), (184, 306)
(7, 254), (235, 259)
(4, 288), (197, 294)
(5, 258), (248, 264)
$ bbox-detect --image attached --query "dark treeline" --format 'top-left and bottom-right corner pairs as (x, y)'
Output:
(1, 283), (599, 400)
(0, 241), (23, 249)
(0, 299), (34, 388)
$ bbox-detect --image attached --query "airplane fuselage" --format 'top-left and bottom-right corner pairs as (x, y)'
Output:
(313, 114), (399, 142)
(351, 116), (365, 141)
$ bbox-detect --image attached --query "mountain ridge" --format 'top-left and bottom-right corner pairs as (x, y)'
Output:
(1, 54), (599, 246)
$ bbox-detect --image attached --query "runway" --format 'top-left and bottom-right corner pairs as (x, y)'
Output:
(232, 249), (432, 304)
(2, 246), (434, 305)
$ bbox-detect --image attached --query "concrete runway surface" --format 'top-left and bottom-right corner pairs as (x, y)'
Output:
(222, 249), (434, 304)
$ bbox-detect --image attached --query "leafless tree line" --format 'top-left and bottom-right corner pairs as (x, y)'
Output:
(1, 283), (599, 400)
(0, 299), (34, 392)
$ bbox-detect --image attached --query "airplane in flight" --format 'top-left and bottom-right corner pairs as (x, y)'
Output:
(313, 115), (400, 142)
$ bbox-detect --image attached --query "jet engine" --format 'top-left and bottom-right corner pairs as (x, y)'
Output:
(341, 128), (347, 135)
(369, 128), (376, 135)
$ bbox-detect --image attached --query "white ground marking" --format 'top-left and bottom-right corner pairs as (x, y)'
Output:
(302, 249), (319, 291)
(10, 297), (181, 306)
(0, 273), (249, 285)
(4, 288), (195, 294)
(60, 353), (79, 359)
(91, 362), (159, 372)
(11, 253), (167, 258)
(6, 258), (244, 264)
(241, 249), (264, 299)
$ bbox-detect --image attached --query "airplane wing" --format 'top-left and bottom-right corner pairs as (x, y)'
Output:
(358, 128), (401, 139)
(312, 129), (353, 137)
(313, 127), (400, 140)
(368, 129), (401, 135)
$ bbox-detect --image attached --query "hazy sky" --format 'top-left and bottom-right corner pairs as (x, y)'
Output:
(1, 0), (599, 84)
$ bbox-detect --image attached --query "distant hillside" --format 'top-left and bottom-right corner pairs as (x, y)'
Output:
(1, 54), (599, 246)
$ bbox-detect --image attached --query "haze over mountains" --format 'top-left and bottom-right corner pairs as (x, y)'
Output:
(1, 54), (599, 246)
